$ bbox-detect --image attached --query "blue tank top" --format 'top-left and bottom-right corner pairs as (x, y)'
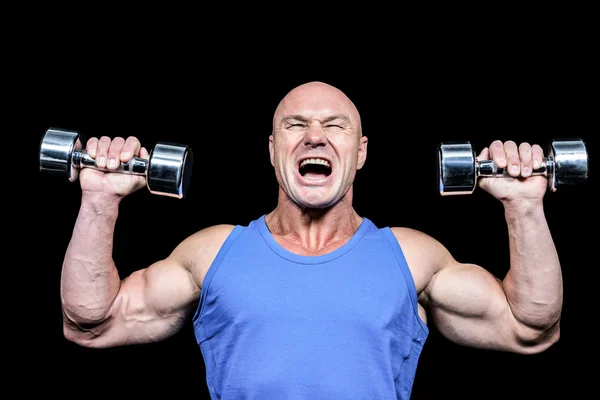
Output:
(192, 215), (429, 400)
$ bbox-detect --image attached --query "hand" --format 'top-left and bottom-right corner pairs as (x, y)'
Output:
(476, 140), (548, 203)
(80, 136), (150, 198)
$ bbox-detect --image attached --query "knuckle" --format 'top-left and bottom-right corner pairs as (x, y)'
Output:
(97, 137), (111, 151)
(124, 136), (140, 149)
(490, 141), (504, 155)
(519, 142), (532, 151)
(85, 137), (98, 147)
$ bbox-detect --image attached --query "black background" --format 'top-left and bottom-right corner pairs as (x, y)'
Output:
(15, 7), (595, 399)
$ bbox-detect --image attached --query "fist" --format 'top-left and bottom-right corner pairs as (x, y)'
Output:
(80, 135), (150, 198)
(476, 140), (548, 202)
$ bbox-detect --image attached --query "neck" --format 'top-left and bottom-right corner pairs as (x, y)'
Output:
(265, 188), (363, 255)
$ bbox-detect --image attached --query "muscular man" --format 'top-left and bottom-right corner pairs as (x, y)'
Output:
(60, 81), (561, 399)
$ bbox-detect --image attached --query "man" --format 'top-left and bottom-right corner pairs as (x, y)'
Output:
(60, 81), (561, 399)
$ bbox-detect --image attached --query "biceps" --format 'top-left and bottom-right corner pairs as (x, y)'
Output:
(428, 263), (506, 319)
(68, 260), (200, 348)
(425, 263), (513, 346)
(106, 261), (199, 337)
(120, 260), (201, 321)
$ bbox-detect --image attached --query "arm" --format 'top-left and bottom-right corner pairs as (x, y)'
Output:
(398, 140), (561, 354)
(61, 192), (234, 348)
(60, 134), (234, 348)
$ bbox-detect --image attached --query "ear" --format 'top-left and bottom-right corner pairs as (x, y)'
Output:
(269, 135), (275, 167)
(356, 136), (368, 170)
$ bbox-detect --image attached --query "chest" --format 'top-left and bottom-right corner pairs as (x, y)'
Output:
(204, 251), (411, 332)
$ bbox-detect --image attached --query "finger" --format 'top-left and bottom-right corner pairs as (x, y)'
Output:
(86, 137), (99, 158)
(532, 144), (544, 170)
(107, 137), (126, 170)
(518, 142), (533, 177)
(488, 140), (506, 168)
(503, 140), (520, 177)
(121, 136), (142, 163)
(139, 146), (150, 160)
(95, 136), (112, 168)
(476, 147), (490, 161)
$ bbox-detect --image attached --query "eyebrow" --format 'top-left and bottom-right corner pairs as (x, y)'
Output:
(283, 114), (350, 123)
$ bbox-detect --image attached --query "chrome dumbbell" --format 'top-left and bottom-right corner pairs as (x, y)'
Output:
(39, 127), (193, 199)
(437, 138), (588, 196)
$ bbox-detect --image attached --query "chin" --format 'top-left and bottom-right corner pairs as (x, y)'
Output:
(299, 203), (330, 210)
(296, 195), (336, 210)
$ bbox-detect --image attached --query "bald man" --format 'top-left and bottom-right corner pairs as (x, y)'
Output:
(60, 81), (561, 399)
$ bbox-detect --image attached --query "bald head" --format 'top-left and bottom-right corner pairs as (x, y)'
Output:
(273, 81), (362, 136)
(268, 80), (368, 210)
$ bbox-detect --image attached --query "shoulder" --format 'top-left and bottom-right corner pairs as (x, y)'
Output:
(389, 226), (435, 243)
(187, 223), (237, 242)
(388, 226), (446, 255)
(387, 226), (455, 293)
(176, 224), (237, 258)
(168, 224), (237, 286)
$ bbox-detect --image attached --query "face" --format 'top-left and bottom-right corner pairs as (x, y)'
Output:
(269, 82), (368, 209)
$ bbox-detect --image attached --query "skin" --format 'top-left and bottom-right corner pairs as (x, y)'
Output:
(61, 81), (561, 355)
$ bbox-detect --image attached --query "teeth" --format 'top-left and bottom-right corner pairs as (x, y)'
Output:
(300, 158), (331, 168)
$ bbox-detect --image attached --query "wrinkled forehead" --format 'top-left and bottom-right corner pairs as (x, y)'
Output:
(275, 83), (360, 124)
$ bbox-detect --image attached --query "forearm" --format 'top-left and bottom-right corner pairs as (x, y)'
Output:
(502, 199), (562, 331)
(61, 192), (123, 327)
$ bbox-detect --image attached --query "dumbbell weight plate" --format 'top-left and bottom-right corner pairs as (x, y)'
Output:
(39, 127), (83, 182)
(147, 143), (193, 199)
(549, 139), (588, 191)
(437, 142), (476, 195)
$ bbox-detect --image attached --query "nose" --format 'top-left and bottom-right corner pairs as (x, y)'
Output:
(304, 122), (327, 148)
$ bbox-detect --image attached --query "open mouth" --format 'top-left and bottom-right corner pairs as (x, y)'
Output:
(299, 158), (332, 179)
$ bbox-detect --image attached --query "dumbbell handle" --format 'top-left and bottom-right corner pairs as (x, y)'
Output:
(477, 158), (554, 178)
(73, 149), (148, 175)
